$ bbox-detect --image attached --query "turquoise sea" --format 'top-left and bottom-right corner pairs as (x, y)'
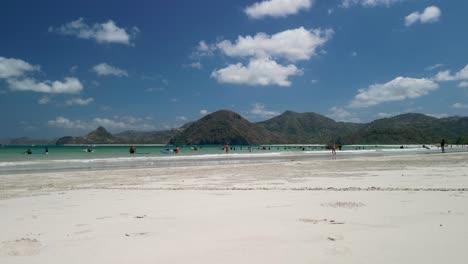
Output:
(0, 144), (465, 175)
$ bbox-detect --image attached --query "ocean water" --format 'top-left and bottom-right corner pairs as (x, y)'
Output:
(0, 144), (465, 175)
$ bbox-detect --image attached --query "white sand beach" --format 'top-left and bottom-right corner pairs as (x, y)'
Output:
(1, 152), (468, 263)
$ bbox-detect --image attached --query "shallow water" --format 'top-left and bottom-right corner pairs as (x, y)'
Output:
(0, 144), (465, 175)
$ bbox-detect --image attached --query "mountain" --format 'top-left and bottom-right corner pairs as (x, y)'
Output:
(259, 112), (468, 144)
(257, 111), (363, 144)
(357, 114), (468, 144)
(56, 126), (178, 145)
(56, 126), (117, 145)
(8, 137), (56, 145)
(169, 110), (285, 145)
(53, 111), (468, 145)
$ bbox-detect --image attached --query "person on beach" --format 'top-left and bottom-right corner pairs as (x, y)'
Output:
(174, 146), (180, 154)
(225, 143), (229, 154)
(441, 139), (445, 153)
(331, 142), (336, 156)
(44, 147), (49, 154)
(129, 146), (136, 154)
(24, 149), (32, 154)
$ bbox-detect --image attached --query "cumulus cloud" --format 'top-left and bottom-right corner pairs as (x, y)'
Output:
(186, 62), (202, 69)
(92, 63), (128, 77)
(341, 0), (402, 8)
(216, 27), (333, 62)
(459, 81), (468, 88)
(425, 63), (444, 71)
(200, 109), (209, 115)
(38, 96), (50, 105)
(211, 58), (302, 87)
(405, 6), (441, 26)
(245, 0), (313, 19)
(350, 77), (439, 108)
(426, 113), (448, 119)
(49, 18), (139, 45)
(376, 112), (400, 118)
(434, 64), (468, 82)
(0, 57), (40, 79)
(250, 103), (280, 118)
(65, 97), (94, 106)
(48, 116), (156, 131)
(328, 107), (361, 122)
(452, 103), (468, 109)
(7, 77), (83, 94)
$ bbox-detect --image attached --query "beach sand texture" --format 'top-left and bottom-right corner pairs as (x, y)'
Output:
(1, 152), (468, 263)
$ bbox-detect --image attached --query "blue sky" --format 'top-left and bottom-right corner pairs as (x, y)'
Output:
(1, 0), (467, 138)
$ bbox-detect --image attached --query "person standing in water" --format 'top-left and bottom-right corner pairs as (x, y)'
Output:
(225, 143), (230, 154)
(44, 146), (49, 154)
(129, 146), (136, 154)
(441, 139), (445, 153)
(331, 141), (336, 156)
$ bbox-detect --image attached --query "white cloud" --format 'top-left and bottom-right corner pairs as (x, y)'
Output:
(69, 65), (78, 74)
(211, 57), (302, 87)
(350, 77), (439, 108)
(351, 51), (358, 57)
(49, 18), (139, 45)
(0, 57), (40, 79)
(65, 97), (94, 106)
(48, 116), (156, 131)
(452, 103), (468, 109)
(38, 96), (50, 105)
(341, 0), (402, 8)
(200, 109), (209, 115)
(425, 63), (444, 71)
(176, 116), (188, 121)
(426, 113), (448, 119)
(92, 63), (128, 77)
(459, 81), (468, 88)
(245, 0), (313, 19)
(376, 112), (400, 118)
(434, 64), (468, 81)
(405, 6), (441, 26)
(7, 77), (83, 94)
(328, 107), (361, 122)
(145, 87), (165, 92)
(48, 116), (93, 130)
(311, 79), (318, 84)
(187, 62), (202, 69)
(250, 103), (280, 118)
(192, 40), (216, 58)
(216, 27), (333, 62)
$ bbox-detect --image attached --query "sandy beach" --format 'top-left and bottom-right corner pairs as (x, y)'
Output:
(1, 152), (468, 263)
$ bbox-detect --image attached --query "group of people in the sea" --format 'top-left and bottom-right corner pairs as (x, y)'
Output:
(23, 147), (48, 155)
(22, 139), (455, 156)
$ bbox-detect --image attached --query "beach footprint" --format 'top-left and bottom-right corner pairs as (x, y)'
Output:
(0, 238), (42, 257)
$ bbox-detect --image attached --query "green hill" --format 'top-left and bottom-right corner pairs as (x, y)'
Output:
(257, 111), (363, 144)
(54, 111), (468, 145)
(169, 110), (285, 145)
(56, 126), (117, 145)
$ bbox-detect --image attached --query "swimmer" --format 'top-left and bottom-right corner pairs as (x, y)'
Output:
(129, 146), (136, 154)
